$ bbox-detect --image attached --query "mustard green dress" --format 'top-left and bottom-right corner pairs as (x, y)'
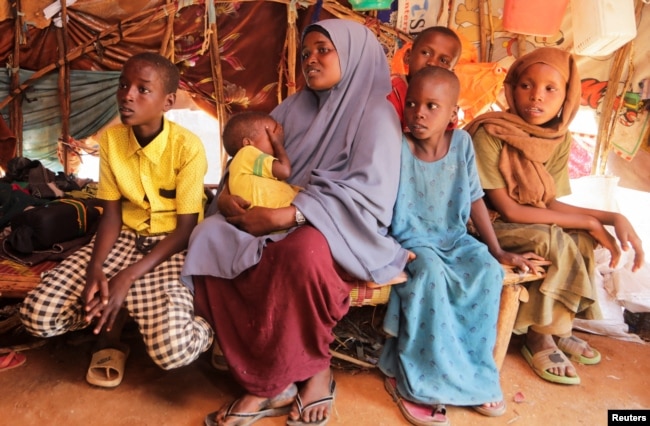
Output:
(472, 127), (599, 336)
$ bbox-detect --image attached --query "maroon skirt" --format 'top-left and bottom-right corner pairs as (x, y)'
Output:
(193, 225), (353, 397)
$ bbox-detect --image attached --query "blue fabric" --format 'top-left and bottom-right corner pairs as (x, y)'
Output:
(379, 131), (504, 406)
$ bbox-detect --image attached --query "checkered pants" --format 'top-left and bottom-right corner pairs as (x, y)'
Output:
(19, 230), (213, 370)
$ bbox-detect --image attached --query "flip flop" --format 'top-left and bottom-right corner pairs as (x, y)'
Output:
(0, 311), (21, 334)
(205, 400), (292, 426)
(521, 345), (580, 385)
(204, 383), (298, 426)
(0, 350), (26, 372)
(557, 336), (601, 365)
(86, 345), (130, 388)
(384, 377), (449, 426)
(210, 341), (229, 372)
(473, 400), (506, 417)
(0, 323), (48, 353)
(286, 377), (336, 426)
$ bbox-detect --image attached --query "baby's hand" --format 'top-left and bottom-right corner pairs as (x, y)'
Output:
(266, 120), (285, 148)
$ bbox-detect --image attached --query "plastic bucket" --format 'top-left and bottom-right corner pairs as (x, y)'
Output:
(502, 0), (569, 37)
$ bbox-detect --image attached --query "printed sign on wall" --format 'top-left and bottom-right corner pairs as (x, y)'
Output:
(396, 0), (445, 35)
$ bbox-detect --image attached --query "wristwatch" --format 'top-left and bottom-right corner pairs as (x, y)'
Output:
(294, 207), (306, 226)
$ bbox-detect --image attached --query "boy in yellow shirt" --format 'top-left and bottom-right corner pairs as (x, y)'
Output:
(20, 52), (213, 388)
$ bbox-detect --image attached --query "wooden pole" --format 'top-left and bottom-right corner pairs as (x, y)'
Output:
(478, 0), (487, 61)
(517, 34), (527, 57)
(57, 0), (71, 173)
(160, 0), (175, 59)
(0, 3), (177, 111)
(591, 0), (644, 174)
(206, 2), (228, 174)
(10, 0), (23, 156)
(493, 284), (526, 370)
(447, 0), (457, 27)
(284, 3), (298, 100)
(485, 0), (495, 61)
(591, 47), (630, 175)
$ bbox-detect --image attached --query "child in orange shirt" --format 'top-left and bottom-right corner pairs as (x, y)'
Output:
(388, 26), (463, 131)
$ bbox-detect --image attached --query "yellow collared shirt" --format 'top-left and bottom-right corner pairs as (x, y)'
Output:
(97, 118), (207, 235)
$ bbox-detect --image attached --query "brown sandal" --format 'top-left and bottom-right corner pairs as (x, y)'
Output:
(384, 377), (450, 426)
(521, 345), (580, 385)
(557, 336), (601, 365)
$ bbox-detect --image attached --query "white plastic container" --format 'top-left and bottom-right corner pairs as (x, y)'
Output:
(572, 0), (637, 56)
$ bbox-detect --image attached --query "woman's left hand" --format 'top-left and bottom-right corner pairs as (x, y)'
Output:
(226, 206), (292, 236)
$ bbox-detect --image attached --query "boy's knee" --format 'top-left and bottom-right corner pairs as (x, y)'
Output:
(145, 325), (212, 370)
(18, 307), (54, 338)
(148, 346), (195, 370)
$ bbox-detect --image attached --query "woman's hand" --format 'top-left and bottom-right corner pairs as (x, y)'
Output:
(217, 191), (250, 218)
(613, 214), (645, 271)
(227, 206), (293, 236)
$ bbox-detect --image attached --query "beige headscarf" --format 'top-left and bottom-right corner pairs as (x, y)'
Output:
(465, 47), (581, 207)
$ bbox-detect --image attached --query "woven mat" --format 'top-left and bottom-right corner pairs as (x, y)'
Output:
(0, 259), (57, 298)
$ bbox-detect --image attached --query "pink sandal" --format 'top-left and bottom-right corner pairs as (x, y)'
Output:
(384, 377), (450, 426)
(0, 350), (26, 372)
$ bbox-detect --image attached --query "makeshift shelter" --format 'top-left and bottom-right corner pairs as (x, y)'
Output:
(1, 1), (650, 265)
(0, 0), (649, 380)
(0, 0), (648, 189)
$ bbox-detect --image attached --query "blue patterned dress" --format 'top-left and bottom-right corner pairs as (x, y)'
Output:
(379, 131), (504, 406)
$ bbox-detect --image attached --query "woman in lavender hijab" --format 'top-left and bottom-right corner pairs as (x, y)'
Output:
(182, 19), (408, 426)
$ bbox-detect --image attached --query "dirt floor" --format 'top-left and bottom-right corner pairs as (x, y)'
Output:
(1, 302), (649, 426)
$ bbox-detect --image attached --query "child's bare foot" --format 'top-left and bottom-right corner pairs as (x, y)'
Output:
(473, 400), (506, 417)
(556, 335), (601, 365)
(205, 383), (297, 426)
(522, 329), (581, 385)
(525, 329), (577, 378)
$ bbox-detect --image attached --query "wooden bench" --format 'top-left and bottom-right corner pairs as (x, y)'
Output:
(346, 262), (547, 370)
(1, 254), (546, 371)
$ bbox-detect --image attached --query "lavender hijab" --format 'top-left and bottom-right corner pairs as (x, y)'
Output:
(182, 19), (407, 286)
